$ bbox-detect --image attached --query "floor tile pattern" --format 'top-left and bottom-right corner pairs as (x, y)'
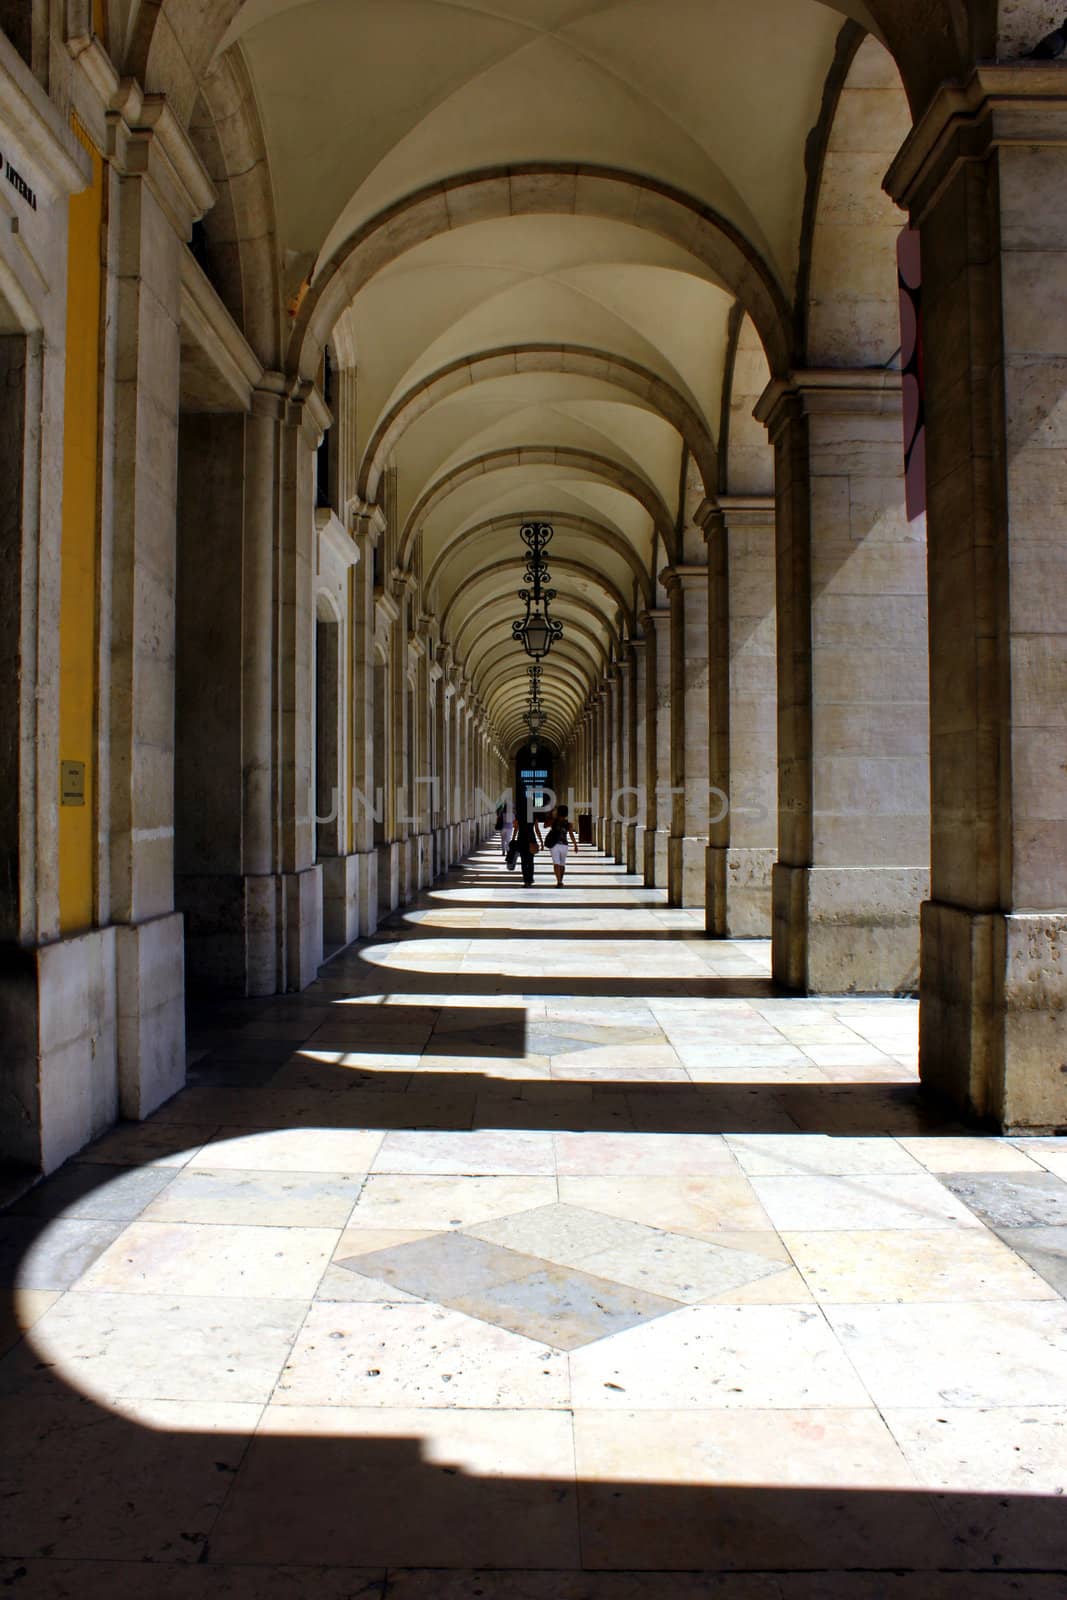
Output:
(1, 844), (1066, 1595)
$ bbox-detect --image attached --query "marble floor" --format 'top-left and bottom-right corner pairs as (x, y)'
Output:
(2, 845), (1067, 1599)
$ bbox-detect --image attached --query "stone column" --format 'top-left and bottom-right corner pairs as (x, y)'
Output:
(374, 582), (401, 916)
(611, 663), (626, 863)
(411, 619), (433, 889)
(429, 656), (443, 878)
(105, 89), (219, 1112)
(0, 63), (91, 1170)
(618, 642), (637, 869)
(604, 669), (619, 859)
(886, 68), (1067, 1129)
(440, 662), (455, 869)
(756, 370), (929, 994)
(388, 572), (414, 905)
(663, 566), (709, 908)
(703, 497), (778, 936)
(351, 504), (383, 935)
(642, 608), (672, 888)
(629, 637), (647, 873)
(597, 690), (610, 849)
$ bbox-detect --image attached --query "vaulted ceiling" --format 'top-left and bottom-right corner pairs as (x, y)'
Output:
(165, 0), (907, 753)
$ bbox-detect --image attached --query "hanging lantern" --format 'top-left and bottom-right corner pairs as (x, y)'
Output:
(511, 520), (564, 660)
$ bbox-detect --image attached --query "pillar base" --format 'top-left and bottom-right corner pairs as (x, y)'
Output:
(377, 842), (400, 916)
(706, 846), (775, 938)
(625, 823), (640, 875)
(399, 837), (415, 904)
(354, 850), (378, 938)
(414, 830), (433, 890)
(612, 819), (625, 864)
(284, 866), (323, 991)
(668, 834), (708, 908)
(322, 855), (362, 950)
(0, 928), (120, 1173)
(644, 828), (670, 889)
(920, 901), (1067, 1132)
(117, 913), (187, 1120)
(0, 916), (187, 1174)
(772, 864), (927, 995)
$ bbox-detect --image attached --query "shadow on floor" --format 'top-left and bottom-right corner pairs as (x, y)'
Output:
(0, 1269), (1064, 1598)
(7, 853), (1054, 1594)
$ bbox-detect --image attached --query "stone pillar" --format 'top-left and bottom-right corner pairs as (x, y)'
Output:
(351, 505), (383, 935)
(619, 642), (637, 870)
(105, 89), (220, 1112)
(374, 581), (401, 917)
(663, 566), (709, 908)
(642, 608), (671, 888)
(886, 68), (1067, 1129)
(0, 62), (92, 1171)
(756, 370), (929, 994)
(598, 689), (610, 849)
(604, 669), (618, 859)
(411, 620), (433, 889)
(439, 661), (455, 870)
(610, 664), (625, 863)
(389, 572), (414, 905)
(629, 637), (647, 873)
(704, 497), (778, 937)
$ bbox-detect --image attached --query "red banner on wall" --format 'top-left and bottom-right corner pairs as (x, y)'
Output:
(898, 227), (925, 522)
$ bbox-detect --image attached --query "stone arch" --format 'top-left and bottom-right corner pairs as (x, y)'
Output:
(465, 618), (608, 695)
(719, 308), (774, 497)
(801, 33), (912, 367)
(451, 594), (620, 674)
(475, 649), (593, 718)
(401, 446), (676, 570)
(439, 555), (633, 644)
(188, 50), (282, 368)
(360, 345), (717, 507)
(289, 166), (792, 387)
(425, 513), (653, 611)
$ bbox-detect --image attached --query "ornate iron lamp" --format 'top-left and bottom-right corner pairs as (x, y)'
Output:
(512, 521), (563, 660)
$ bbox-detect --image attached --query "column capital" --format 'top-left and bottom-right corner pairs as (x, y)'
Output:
(704, 495), (776, 538)
(638, 606), (672, 633)
(755, 369), (902, 441)
(250, 372), (330, 449)
(660, 563), (708, 595)
(106, 83), (216, 239)
(885, 65), (1067, 222)
(349, 498), (386, 546)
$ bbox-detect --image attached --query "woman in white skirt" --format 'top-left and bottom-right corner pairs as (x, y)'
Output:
(543, 804), (579, 886)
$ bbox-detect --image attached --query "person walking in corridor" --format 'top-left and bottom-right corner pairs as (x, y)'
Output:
(511, 808), (543, 887)
(544, 804), (579, 886)
(495, 800), (511, 856)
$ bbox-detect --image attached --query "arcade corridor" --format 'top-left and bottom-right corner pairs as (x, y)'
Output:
(2, 845), (1066, 1594)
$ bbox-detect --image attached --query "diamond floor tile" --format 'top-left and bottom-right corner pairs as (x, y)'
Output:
(450, 1265), (679, 1350)
(337, 1200), (788, 1347)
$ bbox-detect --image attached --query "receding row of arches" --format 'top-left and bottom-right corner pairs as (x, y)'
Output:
(1, 0), (1065, 1188)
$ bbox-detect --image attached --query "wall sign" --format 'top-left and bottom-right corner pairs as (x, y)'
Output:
(61, 761), (86, 805)
(897, 227), (925, 522)
(0, 151), (38, 212)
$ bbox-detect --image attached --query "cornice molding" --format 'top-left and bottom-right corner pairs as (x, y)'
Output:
(0, 30), (90, 198)
(180, 248), (263, 412)
(316, 507), (359, 570)
(755, 369), (902, 441)
(107, 82), (216, 240)
(885, 65), (1067, 222)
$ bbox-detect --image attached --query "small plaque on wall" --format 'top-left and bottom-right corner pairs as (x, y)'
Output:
(61, 761), (86, 805)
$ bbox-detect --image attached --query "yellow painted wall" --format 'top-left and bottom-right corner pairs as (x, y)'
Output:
(58, 119), (104, 933)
